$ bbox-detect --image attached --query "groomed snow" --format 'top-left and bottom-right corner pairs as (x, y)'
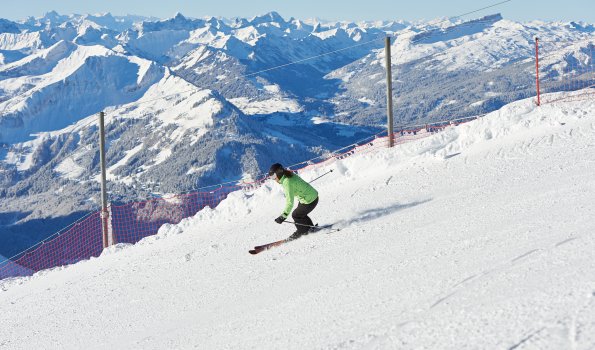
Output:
(1, 94), (595, 349)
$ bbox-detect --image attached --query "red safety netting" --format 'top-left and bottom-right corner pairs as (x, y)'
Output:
(0, 212), (103, 279)
(110, 184), (253, 245)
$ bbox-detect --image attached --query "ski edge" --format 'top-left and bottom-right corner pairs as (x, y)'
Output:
(249, 239), (290, 255)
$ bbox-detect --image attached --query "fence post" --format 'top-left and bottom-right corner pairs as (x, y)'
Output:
(98, 111), (111, 248)
(385, 36), (395, 147)
(535, 37), (541, 106)
(590, 43), (594, 89)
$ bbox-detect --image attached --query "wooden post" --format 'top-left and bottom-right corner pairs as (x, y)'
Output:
(385, 36), (395, 147)
(98, 111), (110, 248)
(535, 37), (541, 106)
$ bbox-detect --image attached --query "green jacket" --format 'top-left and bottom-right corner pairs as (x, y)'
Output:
(279, 174), (318, 218)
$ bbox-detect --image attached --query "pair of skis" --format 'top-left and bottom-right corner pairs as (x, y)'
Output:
(249, 224), (339, 255)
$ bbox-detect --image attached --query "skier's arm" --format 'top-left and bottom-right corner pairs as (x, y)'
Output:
(281, 181), (295, 218)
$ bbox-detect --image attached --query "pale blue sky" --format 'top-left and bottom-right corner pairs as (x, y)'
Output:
(1, 0), (594, 23)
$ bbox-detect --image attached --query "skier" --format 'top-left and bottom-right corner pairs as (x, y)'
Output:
(269, 163), (319, 240)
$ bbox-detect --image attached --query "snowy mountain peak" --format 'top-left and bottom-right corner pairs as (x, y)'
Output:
(43, 10), (64, 21)
(250, 11), (286, 26)
(205, 17), (230, 31)
(173, 12), (185, 20)
(230, 17), (250, 29)
(290, 19), (311, 31)
(37, 10), (71, 27)
(568, 21), (595, 33)
(0, 18), (19, 34)
(81, 12), (135, 32)
(84, 12), (115, 21)
(137, 13), (204, 33)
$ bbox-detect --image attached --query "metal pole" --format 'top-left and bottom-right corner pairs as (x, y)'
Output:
(98, 111), (110, 249)
(282, 221), (341, 233)
(385, 36), (395, 147)
(590, 43), (593, 90)
(308, 169), (333, 184)
(535, 37), (541, 106)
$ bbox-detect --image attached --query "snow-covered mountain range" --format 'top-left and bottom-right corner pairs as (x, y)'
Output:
(0, 11), (593, 257)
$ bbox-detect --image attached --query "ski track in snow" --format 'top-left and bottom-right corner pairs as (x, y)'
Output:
(1, 96), (595, 349)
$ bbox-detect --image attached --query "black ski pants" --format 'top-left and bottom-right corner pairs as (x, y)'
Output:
(292, 197), (318, 234)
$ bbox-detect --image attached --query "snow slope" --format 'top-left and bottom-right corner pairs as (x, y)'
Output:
(1, 94), (595, 349)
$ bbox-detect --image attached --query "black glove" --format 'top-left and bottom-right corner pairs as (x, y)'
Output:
(275, 216), (286, 224)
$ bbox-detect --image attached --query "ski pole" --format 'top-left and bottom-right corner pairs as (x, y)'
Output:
(308, 169), (333, 184)
(283, 220), (317, 229)
(283, 220), (341, 232)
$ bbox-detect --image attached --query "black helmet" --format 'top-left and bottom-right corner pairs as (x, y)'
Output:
(268, 163), (284, 179)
